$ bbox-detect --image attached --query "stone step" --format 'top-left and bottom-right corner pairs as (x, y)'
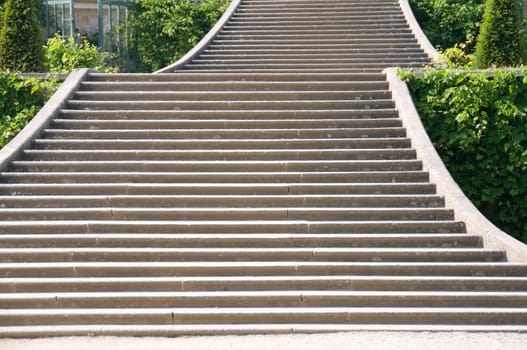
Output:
(187, 58), (426, 65)
(0, 247), (500, 263)
(2, 291), (526, 309)
(65, 99), (396, 111)
(0, 307), (526, 326)
(0, 233), (477, 249)
(236, 5), (402, 11)
(202, 47), (424, 54)
(182, 63), (424, 70)
(0, 194), (446, 208)
(178, 69), (405, 74)
(198, 53), (427, 61)
(229, 14), (406, 21)
(0, 182), (435, 195)
(9, 159), (422, 172)
(41, 127), (405, 139)
(0, 220), (467, 234)
(220, 28), (413, 35)
(72, 90), (392, 101)
(235, 5), (400, 9)
(4, 261), (527, 278)
(231, 10), (405, 16)
(58, 109), (400, 120)
(0, 207), (455, 221)
(22, 149), (416, 161)
(0, 205), (454, 221)
(0, 171), (431, 184)
(86, 72), (388, 82)
(206, 43), (421, 50)
(215, 33), (415, 40)
(4, 275), (527, 293)
(227, 19), (410, 27)
(48, 119), (403, 130)
(32, 137), (411, 150)
(79, 80), (390, 91)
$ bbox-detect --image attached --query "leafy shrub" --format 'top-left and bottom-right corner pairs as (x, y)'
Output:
(44, 34), (113, 73)
(0, 0), (43, 72)
(400, 68), (527, 242)
(439, 43), (473, 68)
(0, 71), (58, 147)
(409, 0), (484, 53)
(129, 0), (229, 72)
(473, 0), (523, 68)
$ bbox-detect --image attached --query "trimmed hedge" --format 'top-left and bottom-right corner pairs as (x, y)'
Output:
(0, 0), (43, 72)
(400, 68), (527, 242)
(0, 71), (57, 148)
(473, 0), (523, 68)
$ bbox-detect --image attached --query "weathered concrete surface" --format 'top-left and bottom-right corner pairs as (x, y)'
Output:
(2, 332), (527, 350)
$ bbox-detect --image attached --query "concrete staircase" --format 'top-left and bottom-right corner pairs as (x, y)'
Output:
(0, 0), (526, 337)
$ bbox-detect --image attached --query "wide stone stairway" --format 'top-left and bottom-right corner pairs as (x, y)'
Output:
(0, 0), (526, 337)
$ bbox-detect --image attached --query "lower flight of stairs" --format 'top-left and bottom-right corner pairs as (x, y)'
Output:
(0, 71), (526, 336)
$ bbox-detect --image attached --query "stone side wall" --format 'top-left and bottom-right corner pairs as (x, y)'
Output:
(75, 0), (98, 34)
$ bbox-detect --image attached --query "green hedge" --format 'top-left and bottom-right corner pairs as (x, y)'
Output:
(473, 0), (523, 68)
(0, 71), (57, 148)
(400, 68), (527, 242)
(0, 0), (43, 72)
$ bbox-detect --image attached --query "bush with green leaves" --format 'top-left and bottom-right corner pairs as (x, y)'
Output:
(473, 0), (523, 68)
(409, 0), (485, 53)
(129, 0), (229, 72)
(44, 34), (112, 73)
(400, 68), (527, 242)
(439, 43), (474, 68)
(0, 71), (58, 147)
(0, 0), (43, 72)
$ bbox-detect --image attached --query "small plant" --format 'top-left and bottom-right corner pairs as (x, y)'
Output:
(0, 0), (44, 72)
(439, 43), (474, 68)
(44, 34), (114, 73)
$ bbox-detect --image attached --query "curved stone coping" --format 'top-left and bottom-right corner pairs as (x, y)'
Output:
(0, 68), (92, 172)
(384, 68), (527, 262)
(156, 0), (242, 73)
(399, 0), (440, 61)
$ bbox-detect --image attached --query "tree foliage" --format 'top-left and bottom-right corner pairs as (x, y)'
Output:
(473, 0), (523, 68)
(129, 0), (229, 72)
(400, 68), (527, 242)
(0, 0), (44, 72)
(409, 0), (485, 53)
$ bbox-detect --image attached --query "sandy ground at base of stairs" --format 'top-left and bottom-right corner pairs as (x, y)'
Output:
(1, 332), (527, 350)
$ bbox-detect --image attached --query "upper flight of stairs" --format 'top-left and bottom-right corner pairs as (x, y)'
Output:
(0, 0), (526, 337)
(177, 0), (430, 72)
